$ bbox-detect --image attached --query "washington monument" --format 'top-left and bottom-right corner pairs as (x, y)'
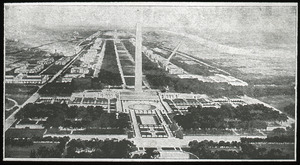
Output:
(134, 10), (143, 92)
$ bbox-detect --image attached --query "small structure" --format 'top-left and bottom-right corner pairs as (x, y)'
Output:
(37, 57), (54, 65)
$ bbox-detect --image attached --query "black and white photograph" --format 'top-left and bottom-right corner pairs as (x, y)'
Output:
(3, 2), (297, 161)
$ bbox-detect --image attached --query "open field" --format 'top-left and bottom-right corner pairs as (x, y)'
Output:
(5, 143), (57, 158)
(6, 128), (45, 138)
(41, 64), (65, 75)
(5, 84), (39, 105)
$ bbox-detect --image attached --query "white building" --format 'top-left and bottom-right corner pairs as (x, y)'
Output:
(5, 73), (49, 84)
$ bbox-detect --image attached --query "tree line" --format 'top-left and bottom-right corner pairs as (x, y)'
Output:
(173, 104), (288, 130)
(15, 103), (130, 129)
(188, 140), (293, 159)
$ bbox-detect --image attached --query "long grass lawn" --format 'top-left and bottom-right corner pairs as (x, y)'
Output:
(5, 143), (57, 158)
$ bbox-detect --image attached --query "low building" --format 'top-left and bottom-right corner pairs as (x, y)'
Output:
(71, 67), (89, 74)
(27, 64), (44, 73)
(5, 73), (50, 84)
(14, 64), (44, 74)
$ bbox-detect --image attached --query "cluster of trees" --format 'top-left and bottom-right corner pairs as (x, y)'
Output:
(188, 140), (293, 159)
(30, 146), (62, 158)
(65, 138), (136, 158)
(29, 136), (69, 158)
(283, 103), (295, 118)
(132, 148), (160, 159)
(15, 103), (130, 129)
(245, 85), (295, 97)
(173, 104), (288, 130)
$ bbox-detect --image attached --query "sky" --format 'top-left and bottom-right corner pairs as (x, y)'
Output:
(4, 3), (297, 33)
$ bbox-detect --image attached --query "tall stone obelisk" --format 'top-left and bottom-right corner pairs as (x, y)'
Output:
(134, 10), (143, 92)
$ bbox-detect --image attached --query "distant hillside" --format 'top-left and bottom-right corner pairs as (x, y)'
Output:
(5, 25), (97, 57)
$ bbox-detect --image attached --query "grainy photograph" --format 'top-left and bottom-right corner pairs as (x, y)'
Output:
(3, 2), (297, 161)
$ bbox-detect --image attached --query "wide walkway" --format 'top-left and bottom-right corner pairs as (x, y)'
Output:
(129, 110), (141, 138)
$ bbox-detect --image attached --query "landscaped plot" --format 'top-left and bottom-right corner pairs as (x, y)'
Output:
(124, 77), (135, 86)
(5, 84), (39, 105)
(186, 99), (201, 105)
(18, 119), (37, 125)
(139, 115), (157, 125)
(5, 128), (45, 138)
(95, 98), (108, 104)
(72, 97), (82, 104)
(122, 67), (135, 75)
(173, 99), (188, 106)
(41, 65), (64, 75)
(5, 98), (16, 109)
